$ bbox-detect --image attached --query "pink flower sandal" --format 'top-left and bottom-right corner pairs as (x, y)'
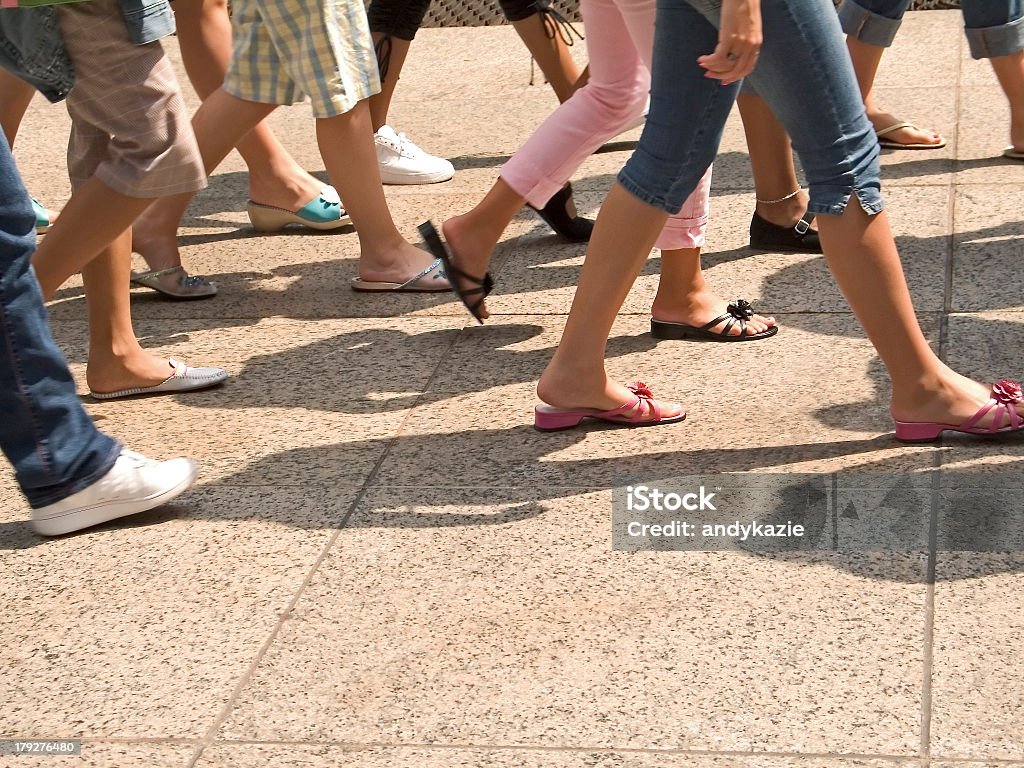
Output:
(894, 379), (1024, 442)
(534, 382), (686, 432)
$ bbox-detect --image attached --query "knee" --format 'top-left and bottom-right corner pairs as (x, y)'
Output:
(580, 69), (650, 128)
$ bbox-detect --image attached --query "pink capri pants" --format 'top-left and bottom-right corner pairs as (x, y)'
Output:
(499, 0), (712, 251)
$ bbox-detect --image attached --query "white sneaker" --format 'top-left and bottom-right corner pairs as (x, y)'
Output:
(374, 125), (454, 185)
(31, 449), (198, 536)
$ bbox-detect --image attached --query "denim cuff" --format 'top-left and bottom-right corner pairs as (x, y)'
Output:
(837, 0), (903, 48)
(617, 168), (678, 216)
(965, 15), (1024, 59)
(806, 184), (885, 218)
(25, 439), (121, 510)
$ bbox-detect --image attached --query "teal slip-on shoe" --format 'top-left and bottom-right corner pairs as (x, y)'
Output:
(31, 197), (52, 233)
(246, 185), (353, 232)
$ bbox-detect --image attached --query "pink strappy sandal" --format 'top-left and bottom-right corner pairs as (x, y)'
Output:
(894, 379), (1024, 442)
(534, 382), (686, 432)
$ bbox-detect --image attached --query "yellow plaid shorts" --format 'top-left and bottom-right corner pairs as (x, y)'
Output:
(225, 0), (382, 118)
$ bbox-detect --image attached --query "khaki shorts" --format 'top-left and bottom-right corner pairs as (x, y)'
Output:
(225, 0), (382, 118)
(56, 0), (206, 198)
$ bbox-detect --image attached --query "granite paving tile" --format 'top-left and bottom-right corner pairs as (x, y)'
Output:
(0, 488), (355, 738)
(930, 554), (1024, 761)
(950, 189), (1024, 313)
(0, 743), (192, 768)
(44, 317), (462, 486)
(215, 488), (927, 754)
(195, 744), (917, 768)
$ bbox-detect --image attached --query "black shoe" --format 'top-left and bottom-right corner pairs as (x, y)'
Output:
(528, 182), (594, 242)
(749, 211), (821, 253)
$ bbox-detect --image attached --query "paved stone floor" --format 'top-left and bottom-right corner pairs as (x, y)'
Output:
(2, 11), (1023, 768)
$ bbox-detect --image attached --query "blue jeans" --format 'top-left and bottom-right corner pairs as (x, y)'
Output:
(839, 0), (1024, 58)
(0, 135), (120, 509)
(620, 0), (882, 219)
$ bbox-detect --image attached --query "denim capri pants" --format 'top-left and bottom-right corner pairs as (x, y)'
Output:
(839, 0), (1024, 59)
(619, 0), (882, 220)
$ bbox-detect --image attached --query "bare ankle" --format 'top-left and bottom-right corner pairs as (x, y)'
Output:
(755, 190), (808, 228)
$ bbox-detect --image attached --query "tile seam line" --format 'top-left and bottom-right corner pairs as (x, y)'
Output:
(184, 322), (467, 768)
(186, 739), (929, 762)
(57, 738), (1024, 763)
(919, 23), (966, 764)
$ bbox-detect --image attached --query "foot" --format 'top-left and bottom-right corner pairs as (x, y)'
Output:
(358, 237), (452, 290)
(131, 265), (216, 300)
(651, 289), (776, 338)
(375, 125), (454, 185)
(86, 350), (196, 397)
(890, 369), (1024, 431)
(440, 215), (496, 319)
(247, 165), (325, 213)
(31, 449), (198, 536)
(869, 109), (944, 148)
(537, 363), (682, 420)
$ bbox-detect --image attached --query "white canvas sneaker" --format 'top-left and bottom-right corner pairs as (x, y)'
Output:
(31, 449), (198, 536)
(374, 125), (454, 185)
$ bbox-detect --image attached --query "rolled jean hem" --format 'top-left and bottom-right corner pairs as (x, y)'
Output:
(616, 170), (684, 217)
(965, 16), (1024, 59)
(25, 439), (122, 509)
(838, 1), (902, 47)
(806, 186), (885, 217)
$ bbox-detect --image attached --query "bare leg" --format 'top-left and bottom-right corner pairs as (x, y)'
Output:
(737, 93), (814, 230)
(816, 204), (1016, 425)
(988, 50), (1024, 151)
(0, 71), (59, 226)
(538, 182), (667, 411)
(133, 0), (325, 274)
(441, 178), (525, 319)
(574, 64), (591, 92)
(0, 68), (35, 148)
(316, 101), (444, 282)
(846, 37), (943, 147)
(443, 179), (774, 332)
(30, 183), (180, 394)
(80, 233), (180, 394)
(173, 0), (322, 209)
(369, 33), (412, 132)
(131, 89), (278, 280)
(512, 14), (584, 103)
(651, 247), (774, 336)
(538, 185), (1021, 428)
(32, 178), (152, 297)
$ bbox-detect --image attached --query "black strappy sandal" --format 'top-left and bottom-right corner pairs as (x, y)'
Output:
(527, 182), (594, 242)
(650, 299), (778, 342)
(418, 221), (494, 324)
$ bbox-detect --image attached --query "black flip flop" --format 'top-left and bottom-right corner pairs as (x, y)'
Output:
(650, 299), (778, 342)
(418, 221), (494, 324)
